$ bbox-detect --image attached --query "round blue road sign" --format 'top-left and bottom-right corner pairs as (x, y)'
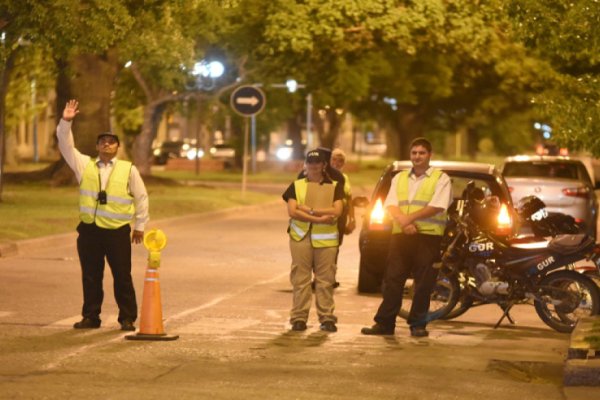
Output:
(230, 85), (266, 117)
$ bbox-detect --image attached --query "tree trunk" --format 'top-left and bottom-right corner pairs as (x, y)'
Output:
(382, 119), (399, 159)
(394, 105), (425, 159)
(51, 51), (119, 185)
(133, 101), (165, 176)
(314, 109), (342, 150)
(58, 51), (119, 155)
(467, 127), (478, 160)
(0, 50), (17, 201)
(287, 115), (303, 159)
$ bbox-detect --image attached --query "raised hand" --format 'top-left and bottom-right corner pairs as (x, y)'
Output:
(62, 100), (79, 121)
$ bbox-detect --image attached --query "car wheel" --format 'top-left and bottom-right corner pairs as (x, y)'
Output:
(358, 257), (381, 293)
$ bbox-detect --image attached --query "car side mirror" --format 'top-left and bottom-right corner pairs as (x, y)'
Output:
(352, 196), (370, 208)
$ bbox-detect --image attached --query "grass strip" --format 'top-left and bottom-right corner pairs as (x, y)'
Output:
(0, 182), (276, 242)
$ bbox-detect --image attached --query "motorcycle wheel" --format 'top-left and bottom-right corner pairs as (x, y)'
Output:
(441, 272), (474, 320)
(442, 292), (474, 320)
(397, 270), (460, 322)
(583, 271), (600, 289)
(533, 270), (600, 333)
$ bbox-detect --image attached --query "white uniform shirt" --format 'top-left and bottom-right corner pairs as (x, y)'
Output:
(56, 119), (149, 231)
(384, 166), (452, 212)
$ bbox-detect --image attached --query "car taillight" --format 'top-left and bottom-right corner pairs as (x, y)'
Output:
(562, 186), (589, 198)
(369, 198), (386, 230)
(495, 203), (512, 235)
(508, 187), (514, 193)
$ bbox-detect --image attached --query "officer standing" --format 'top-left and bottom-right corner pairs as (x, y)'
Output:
(56, 99), (149, 331)
(361, 137), (452, 337)
(283, 149), (344, 332)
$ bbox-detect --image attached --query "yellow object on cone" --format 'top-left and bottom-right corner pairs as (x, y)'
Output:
(126, 229), (178, 341)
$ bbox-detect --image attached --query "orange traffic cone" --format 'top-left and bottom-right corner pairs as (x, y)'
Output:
(126, 229), (178, 341)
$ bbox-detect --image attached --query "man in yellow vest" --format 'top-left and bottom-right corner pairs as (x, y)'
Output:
(361, 137), (452, 337)
(56, 100), (149, 331)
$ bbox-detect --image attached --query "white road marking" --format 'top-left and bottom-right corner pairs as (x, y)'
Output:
(42, 334), (128, 371)
(176, 317), (261, 335)
(166, 272), (289, 322)
(41, 272), (289, 371)
(0, 311), (13, 318)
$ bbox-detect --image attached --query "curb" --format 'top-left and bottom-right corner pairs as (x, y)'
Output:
(0, 200), (282, 258)
(564, 316), (600, 386)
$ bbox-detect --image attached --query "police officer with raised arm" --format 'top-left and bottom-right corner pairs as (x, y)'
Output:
(56, 99), (149, 331)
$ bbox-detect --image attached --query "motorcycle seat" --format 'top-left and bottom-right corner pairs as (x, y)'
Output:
(548, 234), (594, 255)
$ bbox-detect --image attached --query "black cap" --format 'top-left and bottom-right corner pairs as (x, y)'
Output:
(305, 149), (325, 163)
(317, 146), (332, 162)
(97, 132), (120, 145)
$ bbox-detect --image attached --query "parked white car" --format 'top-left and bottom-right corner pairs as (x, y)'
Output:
(501, 155), (599, 238)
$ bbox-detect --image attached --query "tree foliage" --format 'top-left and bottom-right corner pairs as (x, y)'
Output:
(508, 0), (600, 156)
(2, 0), (600, 184)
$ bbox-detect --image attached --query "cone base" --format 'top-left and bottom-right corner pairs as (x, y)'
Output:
(125, 332), (179, 341)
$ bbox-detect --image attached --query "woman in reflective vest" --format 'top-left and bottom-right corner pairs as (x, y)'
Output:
(282, 149), (344, 333)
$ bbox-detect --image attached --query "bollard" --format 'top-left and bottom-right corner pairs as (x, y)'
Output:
(126, 229), (179, 341)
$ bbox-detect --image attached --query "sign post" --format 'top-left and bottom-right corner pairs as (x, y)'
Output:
(230, 86), (266, 196)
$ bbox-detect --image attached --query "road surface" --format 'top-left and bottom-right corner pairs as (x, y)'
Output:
(0, 200), (597, 399)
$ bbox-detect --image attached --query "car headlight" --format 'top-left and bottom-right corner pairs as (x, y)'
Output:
(276, 147), (293, 161)
(153, 149), (161, 156)
(495, 203), (512, 235)
(186, 148), (204, 160)
(369, 198), (387, 230)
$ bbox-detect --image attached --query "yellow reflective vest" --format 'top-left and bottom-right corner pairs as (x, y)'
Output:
(79, 159), (135, 229)
(392, 169), (447, 236)
(288, 178), (339, 248)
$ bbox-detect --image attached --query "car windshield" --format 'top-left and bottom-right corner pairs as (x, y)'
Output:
(503, 161), (585, 181)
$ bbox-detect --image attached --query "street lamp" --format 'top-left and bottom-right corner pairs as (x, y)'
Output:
(189, 59), (225, 174)
(191, 60), (225, 90)
(270, 79), (314, 149)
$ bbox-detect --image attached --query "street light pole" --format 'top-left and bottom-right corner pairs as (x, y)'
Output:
(190, 59), (225, 175)
(270, 80), (312, 149)
(251, 114), (257, 173)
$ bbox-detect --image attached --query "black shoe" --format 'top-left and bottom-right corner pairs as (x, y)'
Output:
(291, 320), (307, 331)
(320, 321), (337, 332)
(410, 326), (429, 337)
(361, 323), (394, 335)
(73, 318), (101, 329)
(120, 320), (136, 331)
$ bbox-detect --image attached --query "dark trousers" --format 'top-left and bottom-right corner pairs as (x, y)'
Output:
(374, 233), (442, 329)
(337, 209), (348, 246)
(76, 222), (137, 323)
